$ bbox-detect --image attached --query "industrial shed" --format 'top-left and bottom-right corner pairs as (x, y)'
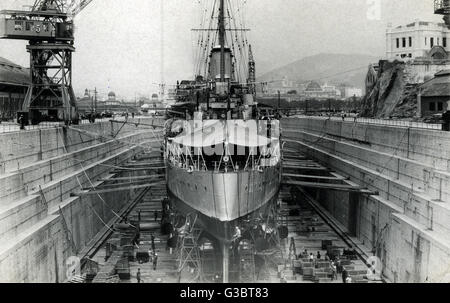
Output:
(0, 56), (30, 120)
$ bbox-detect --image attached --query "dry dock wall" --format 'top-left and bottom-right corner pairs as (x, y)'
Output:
(0, 119), (162, 282)
(282, 117), (450, 283)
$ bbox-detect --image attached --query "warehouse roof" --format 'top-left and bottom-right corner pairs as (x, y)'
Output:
(0, 57), (30, 87)
(420, 70), (450, 97)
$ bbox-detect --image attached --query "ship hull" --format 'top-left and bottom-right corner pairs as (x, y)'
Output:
(166, 163), (281, 242)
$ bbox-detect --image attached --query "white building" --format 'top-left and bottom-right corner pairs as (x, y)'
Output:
(386, 20), (450, 60)
(267, 76), (297, 94)
(344, 88), (363, 98)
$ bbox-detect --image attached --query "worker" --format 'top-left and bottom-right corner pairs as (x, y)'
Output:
(154, 210), (158, 222)
(330, 261), (337, 281)
(345, 276), (352, 283)
(289, 237), (296, 259)
(153, 253), (158, 270)
(342, 269), (348, 283)
(336, 259), (342, 274)
(214, 274), (220, 283)
(442, 102), (450, 131)
(136, 268), (141, 283)
(149, 249), (153, 264)
(317, 251), (321, 260)
(18, 115), (25, 130)
(138, 210), (141, 222)
(309, 253), (314, 263)
(151, 234), (156, 251)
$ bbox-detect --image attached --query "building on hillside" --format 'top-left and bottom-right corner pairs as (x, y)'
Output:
(418, 69), (450, 117)
(267, 76), (298, 94)
(344, 87), (363, 98)
(304, 81), (324, 98)
(322, 84), (342, 98)
(386, 20), (450, 60)
(0, 57), (30, 121)
(303, 81), (343, 99)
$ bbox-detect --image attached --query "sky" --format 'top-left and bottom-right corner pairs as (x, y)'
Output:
(0, 0), (442, 99)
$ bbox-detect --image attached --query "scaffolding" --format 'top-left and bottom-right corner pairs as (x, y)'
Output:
(243, 201), (286, 281)
(175, 213), (203, 283)
(237, 240), (257, 282)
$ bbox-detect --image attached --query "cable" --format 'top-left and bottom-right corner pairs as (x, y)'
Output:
(57, 129), (123, 221)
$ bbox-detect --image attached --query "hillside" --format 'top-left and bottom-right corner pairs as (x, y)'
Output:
(257, 53), (380, 89)
(361, 60), (418, 119)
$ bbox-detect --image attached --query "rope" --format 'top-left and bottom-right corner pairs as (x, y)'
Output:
(57, 129), (123, 221)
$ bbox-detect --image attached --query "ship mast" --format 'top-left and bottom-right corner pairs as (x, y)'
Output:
(219, 0), (226, 82)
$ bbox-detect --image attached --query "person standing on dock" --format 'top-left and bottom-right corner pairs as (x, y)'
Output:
(342, 269), (348, 283)
(136, 268), (141, 283)
(289, 237), (296, 260)
(18, 115), (25, 130)
(442, 103), (450, 131)
(330, 261), (337, 281)
(153, 253), (158, 270)
(337, 258), (343, 274)
(151, 233), (156, 251)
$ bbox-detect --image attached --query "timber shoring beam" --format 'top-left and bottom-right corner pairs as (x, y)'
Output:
(283, 180), (375, 194)
(99, 174), (166, 182)
(72, 181), (165, 196)
(123, 162), (165, 167)
(282, 173), (347, 181)
(112, 166), (166, 172)
(109, 120), (165, 129)
(283, 165), (328, 171)
(84, 178), (165, 190)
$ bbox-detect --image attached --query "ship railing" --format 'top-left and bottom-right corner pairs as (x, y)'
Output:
(167, 155), (278, 174)
(167, 139), (280, 173)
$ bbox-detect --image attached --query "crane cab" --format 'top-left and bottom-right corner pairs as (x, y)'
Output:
(0, 10), (74, 41)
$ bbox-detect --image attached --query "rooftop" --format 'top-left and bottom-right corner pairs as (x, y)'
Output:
(0, 57), (30, 86)
(389, 20), (449, 31)
(420, 69), (450, 97)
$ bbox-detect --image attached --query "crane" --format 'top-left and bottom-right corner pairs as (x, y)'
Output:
(0, 0), (93, 125)
(434, 0), (450, 27)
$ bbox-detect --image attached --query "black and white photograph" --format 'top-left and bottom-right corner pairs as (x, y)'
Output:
(0, 0), (449, 289)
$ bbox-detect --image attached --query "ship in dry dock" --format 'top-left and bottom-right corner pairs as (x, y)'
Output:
(163, 0), (282, 282)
